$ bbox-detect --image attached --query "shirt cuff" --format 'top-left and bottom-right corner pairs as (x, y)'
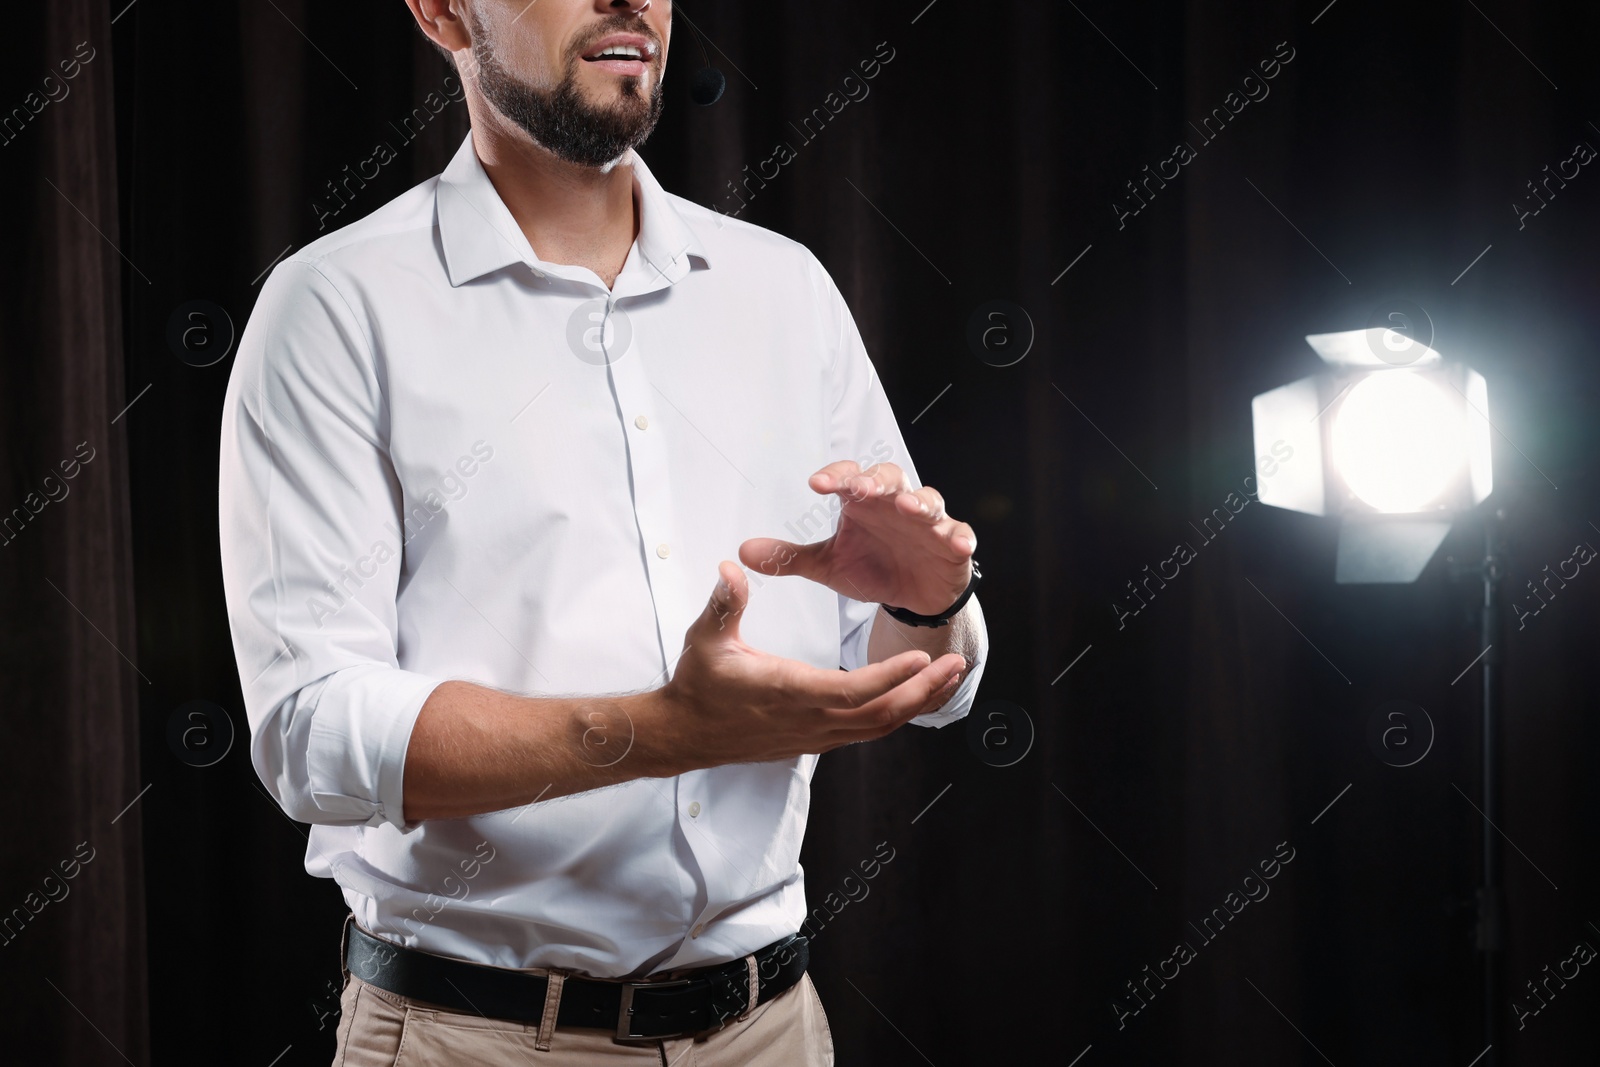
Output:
(304, 664), (445, 833)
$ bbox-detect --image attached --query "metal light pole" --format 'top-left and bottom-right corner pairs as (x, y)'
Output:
(1475, 510), (1506, 1063)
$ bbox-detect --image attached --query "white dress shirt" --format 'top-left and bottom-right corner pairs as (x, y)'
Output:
(218, 131), (988, 978)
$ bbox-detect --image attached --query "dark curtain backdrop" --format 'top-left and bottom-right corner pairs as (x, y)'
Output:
(3, 1), (1596, 1064)
(0, 1), (150, 1064)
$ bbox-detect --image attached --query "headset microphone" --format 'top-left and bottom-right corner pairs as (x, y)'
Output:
(690, 66), (726, 106)
(685, 21), (726, 105)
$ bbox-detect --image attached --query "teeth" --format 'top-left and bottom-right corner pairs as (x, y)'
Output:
(596, 44), (644, 59)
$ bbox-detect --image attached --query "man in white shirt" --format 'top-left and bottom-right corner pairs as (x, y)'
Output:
(219, 0), (988, 1062)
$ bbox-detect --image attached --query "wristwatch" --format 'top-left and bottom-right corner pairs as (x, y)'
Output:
(882, 560), (981, 628)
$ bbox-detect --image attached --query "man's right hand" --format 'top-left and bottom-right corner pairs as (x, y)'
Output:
(643, 561), (967, 774)
(403, 560), (966, 822)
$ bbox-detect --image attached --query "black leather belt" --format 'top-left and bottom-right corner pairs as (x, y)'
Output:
(342, 919), (809, 1041)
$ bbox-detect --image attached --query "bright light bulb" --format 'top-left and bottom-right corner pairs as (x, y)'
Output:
(1331, 371), (1465, 513)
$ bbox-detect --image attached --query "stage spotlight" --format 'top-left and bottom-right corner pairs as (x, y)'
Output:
(1333, 371), (1465, 513)
(1250, 328), (1493, 583)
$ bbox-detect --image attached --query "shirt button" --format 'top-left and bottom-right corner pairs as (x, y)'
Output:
(656, 544), (671, 559)
(691, 923), (705, 939)
(688, 801), (701, 818)
(634, 415), (649, 430)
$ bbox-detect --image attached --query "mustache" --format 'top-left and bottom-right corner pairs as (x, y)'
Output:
(571, 15), (663, 59)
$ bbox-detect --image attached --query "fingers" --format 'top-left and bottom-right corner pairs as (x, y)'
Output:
(903, 486), (976, 549)
(809, 459), (863, 494)
(943, 518), (978, 556)
(819, 652), (966, 732)
(811, 463), (973, 555)
(737, 536), (818, 579)
(811, 460), (910, 502)
(893, 488), (978, 558)
(896, 485), (945, 522)
(690, 560), (747, 640)
(780, 648), (934, 709)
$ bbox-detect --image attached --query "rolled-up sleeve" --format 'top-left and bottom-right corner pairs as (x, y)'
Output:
(219, 258), (443, 831)
(807, 252), (988, 728)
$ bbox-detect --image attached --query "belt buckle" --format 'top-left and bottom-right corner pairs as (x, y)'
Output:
(615, 977), (697, 1040)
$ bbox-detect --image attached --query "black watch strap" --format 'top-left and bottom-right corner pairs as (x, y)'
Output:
(882, 560), (981, 628)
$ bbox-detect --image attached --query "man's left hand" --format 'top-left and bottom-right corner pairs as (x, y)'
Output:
(738, 461), (976, 615)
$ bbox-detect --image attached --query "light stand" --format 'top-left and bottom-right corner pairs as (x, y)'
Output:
(1450, 510), (1507, 1063)
(1252, 326), (1502, 1059)
(1475, 513), (1506, 1062)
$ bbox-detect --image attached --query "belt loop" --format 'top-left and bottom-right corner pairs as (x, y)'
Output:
(339, 912), (356, 986)
(744, 954), (760, 1016)
(536, 972), (565, 1051)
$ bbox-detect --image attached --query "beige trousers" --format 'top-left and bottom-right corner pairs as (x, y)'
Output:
(330, 967), (835, 1066)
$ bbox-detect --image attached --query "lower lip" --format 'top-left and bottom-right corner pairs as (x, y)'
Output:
(583, 58), (650, 76)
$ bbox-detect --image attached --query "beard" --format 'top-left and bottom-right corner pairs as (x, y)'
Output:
(469, 12), (666, 168)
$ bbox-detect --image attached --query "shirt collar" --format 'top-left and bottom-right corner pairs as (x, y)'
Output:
(435, 131), (711, 291)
